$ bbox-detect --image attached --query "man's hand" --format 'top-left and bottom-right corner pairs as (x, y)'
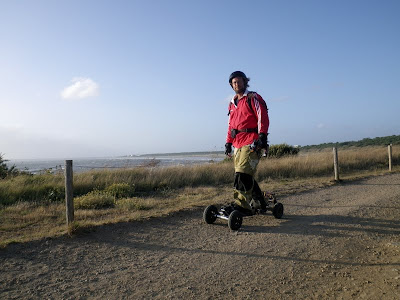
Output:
(258, 133), (268, 149)
(225, 143), (232, 157)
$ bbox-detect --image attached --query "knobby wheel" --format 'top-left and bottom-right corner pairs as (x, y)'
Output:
(203, 205), (218, 224)
(272, 202), (284, 219)
(228, 210), (243, 230)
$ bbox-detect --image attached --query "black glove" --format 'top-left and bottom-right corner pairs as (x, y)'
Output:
(258, 133), (268, 149)
(225, 143), (232, 156)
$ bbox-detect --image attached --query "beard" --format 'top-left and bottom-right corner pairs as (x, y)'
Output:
(234, 86), (246, 95)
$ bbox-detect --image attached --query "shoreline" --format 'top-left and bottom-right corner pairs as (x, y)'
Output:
(7, 154), (225, 174)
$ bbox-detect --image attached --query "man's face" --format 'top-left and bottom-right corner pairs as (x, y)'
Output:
(231, 77), (246, 94)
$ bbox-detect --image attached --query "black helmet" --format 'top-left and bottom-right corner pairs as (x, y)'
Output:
(229, 71), (247, 84)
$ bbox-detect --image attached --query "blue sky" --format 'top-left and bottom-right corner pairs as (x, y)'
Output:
(1, 0), (399, 159)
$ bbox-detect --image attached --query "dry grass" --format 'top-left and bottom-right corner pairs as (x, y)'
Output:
(1, 146), (398, 205)
(257, 145), (398, 179)
(0, 186), (230, 246)
(0, 146), (399, 247)
(0, 202), (66, 246)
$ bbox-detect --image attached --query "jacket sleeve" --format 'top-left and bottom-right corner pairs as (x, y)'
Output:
(226, 103), (234, 143)
(252, 93), (269, 135)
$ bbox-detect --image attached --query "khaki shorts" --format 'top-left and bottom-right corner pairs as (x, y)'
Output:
(234, 145), (261, 176)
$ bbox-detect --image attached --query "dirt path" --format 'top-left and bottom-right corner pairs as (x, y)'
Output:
(1, 173), (400, 299)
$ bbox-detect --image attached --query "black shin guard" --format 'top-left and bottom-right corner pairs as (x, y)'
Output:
(252, 180), (267, 210)
(234, 172), (254, 192)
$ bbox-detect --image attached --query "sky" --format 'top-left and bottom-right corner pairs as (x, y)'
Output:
(1, 0), (399, 159)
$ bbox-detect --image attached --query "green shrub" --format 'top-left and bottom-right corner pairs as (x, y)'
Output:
(268, 143), (299, 158)
(0, 153), (19, 179)
(74, 190), (115, 209)
(43, 186), (65, 202)
(222, 156), (233, 163)
(104, 183), (135, 199)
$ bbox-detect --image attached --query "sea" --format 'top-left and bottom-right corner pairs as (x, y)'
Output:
(6, 153), (225, 174)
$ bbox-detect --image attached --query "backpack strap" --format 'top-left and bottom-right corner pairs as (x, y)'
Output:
(247, 92), (255, 112)
(247, 92), (268, 113)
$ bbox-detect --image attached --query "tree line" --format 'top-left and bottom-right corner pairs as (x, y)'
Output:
(300, 134), (400, 151)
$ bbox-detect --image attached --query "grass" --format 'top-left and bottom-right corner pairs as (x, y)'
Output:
(1, 146), (398, 205)
(0, 145), (399, 247)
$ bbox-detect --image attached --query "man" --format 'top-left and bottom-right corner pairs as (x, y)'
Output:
(225, 71), (269, 214)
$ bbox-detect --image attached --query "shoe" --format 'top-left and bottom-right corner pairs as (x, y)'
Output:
(232, 204), (254, 216)
(258, 208), (268, 214)
(220, 203), (235, 216)
(260, 202), (269, 210)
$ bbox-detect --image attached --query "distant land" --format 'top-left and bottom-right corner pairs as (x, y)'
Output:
(124, 151), (224, 158)
(301, 134), (400, 151)
(124, 134), (400, 157)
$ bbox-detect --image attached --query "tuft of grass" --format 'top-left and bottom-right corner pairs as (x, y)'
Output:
(115, 197), (152, 211)
(67, 221), (97, 236)
(104, 183), (135, 199)
(74, 191), (115, 209)
(67, 221), (80, 236)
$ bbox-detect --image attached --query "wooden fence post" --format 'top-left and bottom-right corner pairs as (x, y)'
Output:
(65, 160), (74, 225)
(333, 147), (339, 181)
(388, 144), (393, 172)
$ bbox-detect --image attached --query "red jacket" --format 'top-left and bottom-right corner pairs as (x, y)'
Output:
(226, 90), (269, 149)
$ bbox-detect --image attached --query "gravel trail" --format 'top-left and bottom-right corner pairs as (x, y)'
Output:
(1, 173), (400, 299)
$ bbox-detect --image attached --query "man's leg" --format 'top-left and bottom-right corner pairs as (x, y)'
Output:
(233, 145), (260, 211)
(252, 180), (268, 210)
(233, 172), (254, 211)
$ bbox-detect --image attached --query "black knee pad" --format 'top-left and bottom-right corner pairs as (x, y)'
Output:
(234, 172), (254, 192)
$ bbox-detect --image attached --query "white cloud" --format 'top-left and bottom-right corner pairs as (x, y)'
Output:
(317, 123), (325, 129)
(61, 77), (99, 100)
